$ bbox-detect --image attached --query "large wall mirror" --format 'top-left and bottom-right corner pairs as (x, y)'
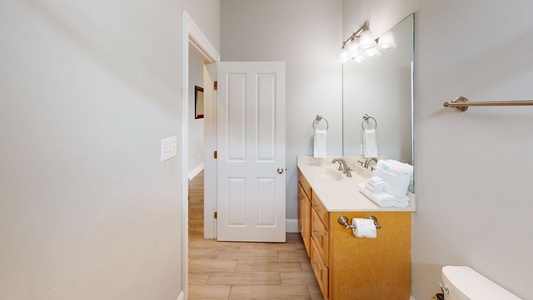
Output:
(342, 14), (414, 188)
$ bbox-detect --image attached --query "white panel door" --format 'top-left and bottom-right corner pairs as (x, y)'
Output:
(217, 62), (286, 242)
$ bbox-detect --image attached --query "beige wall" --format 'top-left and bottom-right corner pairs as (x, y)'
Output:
(0, 0), (220, 299)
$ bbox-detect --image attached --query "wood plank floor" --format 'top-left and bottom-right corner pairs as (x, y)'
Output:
(188, 171), (324, 300)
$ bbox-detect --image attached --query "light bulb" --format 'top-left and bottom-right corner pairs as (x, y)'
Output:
(352, 53), (366, 63)
(348, 39), (361, 59)
(338, 46), (349, 63)
(378, 31), (396, 50)
(364, 48), (381, 58)
(358, 30), (377, 51)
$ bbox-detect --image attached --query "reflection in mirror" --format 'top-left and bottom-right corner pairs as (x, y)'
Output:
(342, 14), (414, 187)
(195, 85), (204, 119)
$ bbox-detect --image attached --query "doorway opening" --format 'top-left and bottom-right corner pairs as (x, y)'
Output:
(182, 11), (220, 299)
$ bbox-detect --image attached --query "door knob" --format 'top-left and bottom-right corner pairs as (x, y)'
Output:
(277, 167), (284, 174)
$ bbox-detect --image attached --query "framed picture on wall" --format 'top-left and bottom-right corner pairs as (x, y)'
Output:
(195, 86), (204, 119)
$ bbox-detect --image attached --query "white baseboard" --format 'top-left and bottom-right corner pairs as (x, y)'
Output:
(188, 162), (204, 180)
(286, 219), (299, 233)
(177, 291), (184, 300)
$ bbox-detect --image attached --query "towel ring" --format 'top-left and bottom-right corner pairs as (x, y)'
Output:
(361, 114), (377, 130)
(313, 114), (329, 131)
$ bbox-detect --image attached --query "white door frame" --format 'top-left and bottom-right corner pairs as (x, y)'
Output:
(181, 10), (219, 299)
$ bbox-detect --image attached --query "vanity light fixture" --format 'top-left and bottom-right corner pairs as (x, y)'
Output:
(377, 31), (397, 50)
(339, 21), (395, 63)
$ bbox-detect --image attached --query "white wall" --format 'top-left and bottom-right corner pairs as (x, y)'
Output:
(188, 49), (205, 178)
(0, 0), (220, 299)
(413, 1), (533, 298)
(221, 0), (343, 219)
(344, 0), (533, 299)
(184, 0), (220, 53)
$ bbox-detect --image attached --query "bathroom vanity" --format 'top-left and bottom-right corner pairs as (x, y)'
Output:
(297, 156), (415, 299)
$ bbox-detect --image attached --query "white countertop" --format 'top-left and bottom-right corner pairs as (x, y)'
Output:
(297, 156), (416, 212)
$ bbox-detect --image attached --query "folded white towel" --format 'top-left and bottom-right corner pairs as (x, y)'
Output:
(358, 183), (409, 208)
(363, 129), (378, 158)
(382, 159), (414, 192)
(377, 160), (413, 177)
(373, 168), (410, 197)
(313, 129), (327, 158)
(374, 160), (412, 196)
(365, 176), (386, 193)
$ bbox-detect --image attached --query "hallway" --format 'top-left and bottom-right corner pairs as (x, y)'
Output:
(188, 171), (324, 299)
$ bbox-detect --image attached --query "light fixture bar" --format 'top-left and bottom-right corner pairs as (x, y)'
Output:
(342, 21), (370, 45)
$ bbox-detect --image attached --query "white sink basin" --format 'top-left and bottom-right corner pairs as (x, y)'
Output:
(312, 168), (344, 181)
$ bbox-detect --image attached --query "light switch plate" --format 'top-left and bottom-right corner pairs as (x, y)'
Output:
(161, 136), (177, 162)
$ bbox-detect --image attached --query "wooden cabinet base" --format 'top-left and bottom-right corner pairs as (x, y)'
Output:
(327, 211), (412, 299)
(298, 170), (412, 299)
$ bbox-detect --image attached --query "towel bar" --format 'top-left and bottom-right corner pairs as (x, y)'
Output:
(443, 96), (533, 112)
(362, 114), (377, 130)
(313, 115), (329, 130)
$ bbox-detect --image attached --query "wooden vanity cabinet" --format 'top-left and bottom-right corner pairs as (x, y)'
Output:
(298, 172), (412, 299)
(326, 210), (412, 299)
(297, 170), (312, 257)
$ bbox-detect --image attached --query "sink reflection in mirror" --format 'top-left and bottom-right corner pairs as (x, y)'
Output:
(342, 14), (414, 191)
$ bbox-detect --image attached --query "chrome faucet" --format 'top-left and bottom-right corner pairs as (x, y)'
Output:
(364, 157), (378, 169)
(332, 157), (344, 171)
(332, 158), (352, 177)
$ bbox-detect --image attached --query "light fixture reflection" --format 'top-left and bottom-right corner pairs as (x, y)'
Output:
(378, 31), (396, 50)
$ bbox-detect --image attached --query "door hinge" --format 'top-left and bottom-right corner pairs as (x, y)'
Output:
(214, 212), (218, 219)
(214, 81), (218, 91)
(214, 150), (217, 159)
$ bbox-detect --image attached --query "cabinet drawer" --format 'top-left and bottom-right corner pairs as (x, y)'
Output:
(311, 240), (329, 300)
(311, 209), (329, 265)
(311, 191), (328, 230)
(298, 170), (312, 199)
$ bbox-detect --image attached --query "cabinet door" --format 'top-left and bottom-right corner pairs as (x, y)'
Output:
(298, 183), (311, 257)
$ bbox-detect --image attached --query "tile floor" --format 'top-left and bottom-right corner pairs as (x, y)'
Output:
(188, 171), (324, 300)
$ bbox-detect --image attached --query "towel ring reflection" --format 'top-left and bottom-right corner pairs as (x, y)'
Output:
(313, 115), (329, 131)
(361, 114), (377, 130)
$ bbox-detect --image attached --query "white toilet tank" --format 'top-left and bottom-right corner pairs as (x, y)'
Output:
(442, 266), (521, 300)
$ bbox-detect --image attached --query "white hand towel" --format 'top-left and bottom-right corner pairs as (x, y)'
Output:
(313, 129), (327, 158)
(358, 183), (409, 208)
(365, 176), (386, 193)
(363, 129), (378, 158)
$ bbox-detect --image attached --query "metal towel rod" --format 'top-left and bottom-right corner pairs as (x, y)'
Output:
(443, 96), (533, 112)
(312, 114), (329, 130)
